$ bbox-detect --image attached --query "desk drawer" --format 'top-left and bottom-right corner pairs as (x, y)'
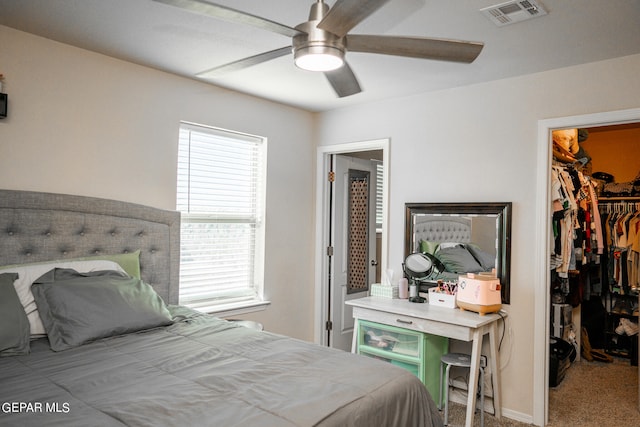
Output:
(358, 320), (422, 359)
(359, 352), (421, 378)
(353, 306), (473, 341)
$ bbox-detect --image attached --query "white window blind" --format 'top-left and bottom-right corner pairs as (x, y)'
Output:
(176, 122), (266, 312)
(375, 161), (383, 231)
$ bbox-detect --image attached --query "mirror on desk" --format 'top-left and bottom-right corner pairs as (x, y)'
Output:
(404, 202), (512, 304)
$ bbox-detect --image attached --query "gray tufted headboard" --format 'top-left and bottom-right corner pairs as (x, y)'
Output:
(411, 217), (471, 252)
(0, 189), (180, 304)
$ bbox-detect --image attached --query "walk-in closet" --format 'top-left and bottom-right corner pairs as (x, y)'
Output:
(548, 122), (640, 409)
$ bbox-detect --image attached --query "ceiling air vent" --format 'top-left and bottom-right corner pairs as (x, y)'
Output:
(480, 0), (548, 27)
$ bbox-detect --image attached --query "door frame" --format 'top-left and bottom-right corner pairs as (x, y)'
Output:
(313, 138), (390, 346)
(532, 107), (640, 426)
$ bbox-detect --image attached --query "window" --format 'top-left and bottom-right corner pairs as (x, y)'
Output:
(176, 122), (267, 313)
(375, 160), (383, 232)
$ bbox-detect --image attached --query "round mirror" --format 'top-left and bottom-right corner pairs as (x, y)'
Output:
(403, 252), (445, 283)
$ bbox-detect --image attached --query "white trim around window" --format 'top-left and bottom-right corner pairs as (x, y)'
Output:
(176, 122), (269, 314)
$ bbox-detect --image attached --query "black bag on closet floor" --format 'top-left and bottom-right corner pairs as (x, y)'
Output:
(549, 337), (576, 387)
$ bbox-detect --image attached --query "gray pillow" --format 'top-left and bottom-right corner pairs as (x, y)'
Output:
(435, 246), (484, 274)
(466, 244), (496, 271)
(32, 268), (173, 352)
(0, 273), (30, 356)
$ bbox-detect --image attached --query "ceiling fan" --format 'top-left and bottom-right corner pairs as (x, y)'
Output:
(153, 0), (484, 97)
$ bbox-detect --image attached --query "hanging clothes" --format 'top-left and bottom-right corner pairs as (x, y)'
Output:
(599, 201), (640, 294)
(551, 164), (604, 278)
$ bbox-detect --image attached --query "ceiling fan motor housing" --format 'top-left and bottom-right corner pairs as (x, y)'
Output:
(293, 1), (346, 69)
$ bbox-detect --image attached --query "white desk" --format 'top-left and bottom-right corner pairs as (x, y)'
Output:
(346, 297), (505, 427)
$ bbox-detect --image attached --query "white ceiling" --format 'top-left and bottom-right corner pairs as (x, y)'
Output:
(1, 0), (639, 112)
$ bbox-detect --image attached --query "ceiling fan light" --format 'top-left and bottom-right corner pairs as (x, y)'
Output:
(294, 46), (344, 72)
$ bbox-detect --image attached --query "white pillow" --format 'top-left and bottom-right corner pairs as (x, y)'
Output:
(437, 242), (464, 250)
(0, 260), (126, 337)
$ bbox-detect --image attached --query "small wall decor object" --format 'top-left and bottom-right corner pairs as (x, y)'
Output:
(0, 93), (6, 119)
(0, 74), (6, 119)
(0, 93), (9, 119)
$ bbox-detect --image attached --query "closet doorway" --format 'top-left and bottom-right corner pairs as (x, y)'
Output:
(532, 107), (640, 426)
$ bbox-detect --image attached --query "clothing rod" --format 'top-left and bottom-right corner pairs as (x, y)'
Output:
(598, 199), (640, 214)
(598, 197), (640, 203)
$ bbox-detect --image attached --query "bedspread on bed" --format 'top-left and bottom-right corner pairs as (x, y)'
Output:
(0, 307), (442, 427)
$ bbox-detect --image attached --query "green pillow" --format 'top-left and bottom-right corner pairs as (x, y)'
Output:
(78, 250), (141, 279)
(419, 240), (440, 255)
(0, 273), (30, 356)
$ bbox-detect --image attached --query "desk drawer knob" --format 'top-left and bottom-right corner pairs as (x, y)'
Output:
(396, 319), (413, 325)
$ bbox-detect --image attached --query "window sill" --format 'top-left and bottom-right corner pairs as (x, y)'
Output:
(194, 300), (271, 318)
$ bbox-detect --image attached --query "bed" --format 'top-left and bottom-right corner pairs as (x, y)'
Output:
(0, 189), (443, 427)
(410, 216), (497, 282)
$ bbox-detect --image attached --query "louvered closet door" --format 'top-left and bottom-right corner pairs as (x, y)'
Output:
(330, 155), (377, 352)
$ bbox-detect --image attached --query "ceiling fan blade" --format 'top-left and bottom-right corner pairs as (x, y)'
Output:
(153, 0), (303, 38)
(317, 0), (390, 38)
(197, 46), (292, 78)
(324, 62), (362, 98)
(347, 34), (484, 63)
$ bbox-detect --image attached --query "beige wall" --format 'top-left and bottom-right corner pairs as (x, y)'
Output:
(317, 53), (640, 422)
(0, 25), (316, 341)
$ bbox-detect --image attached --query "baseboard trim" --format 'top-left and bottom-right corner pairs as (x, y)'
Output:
(448, 391), (534, 424)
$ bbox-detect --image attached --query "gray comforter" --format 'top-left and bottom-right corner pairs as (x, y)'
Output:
(0, 306), (442, 427)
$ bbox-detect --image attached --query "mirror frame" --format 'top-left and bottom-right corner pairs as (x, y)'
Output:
(404, 202), (512, 304)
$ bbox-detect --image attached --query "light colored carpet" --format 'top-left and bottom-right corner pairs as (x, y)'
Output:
(442, 357), (638, 426)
